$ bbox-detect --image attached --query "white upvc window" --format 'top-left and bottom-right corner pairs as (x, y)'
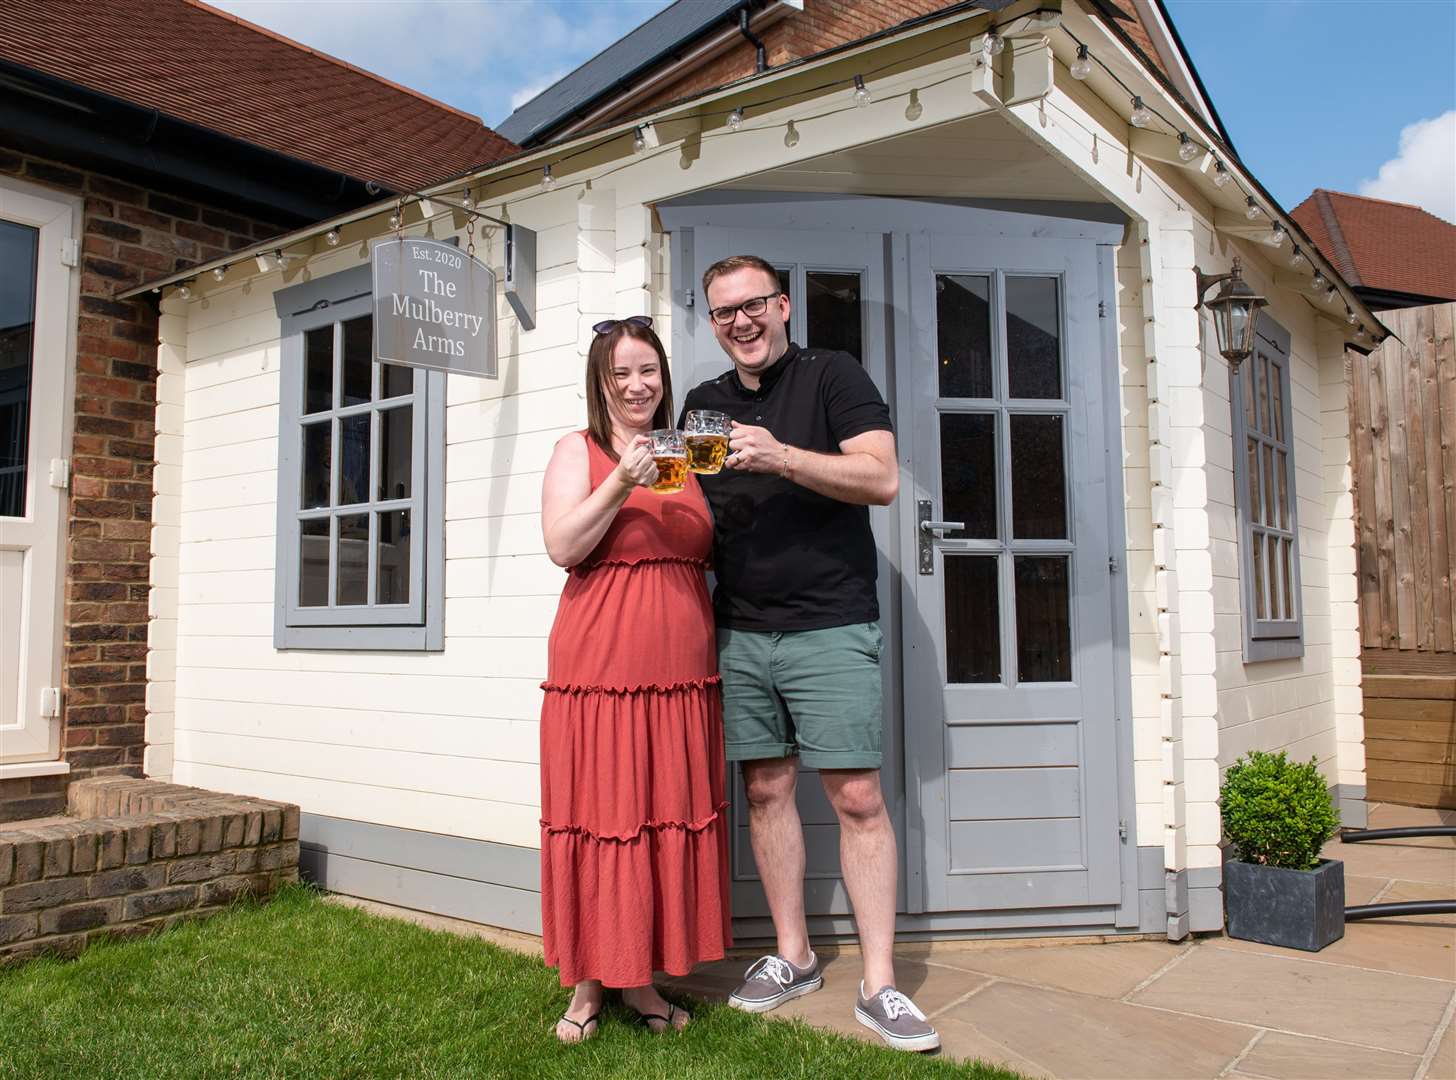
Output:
(273, 266), (444, 650)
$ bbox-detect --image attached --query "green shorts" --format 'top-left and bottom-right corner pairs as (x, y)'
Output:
(716, 622), (884, 770)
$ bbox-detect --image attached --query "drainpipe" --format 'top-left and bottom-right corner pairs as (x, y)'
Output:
(737, 6), (768, 72)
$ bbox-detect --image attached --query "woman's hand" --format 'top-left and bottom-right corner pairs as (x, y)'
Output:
(613, 434), (659, 489)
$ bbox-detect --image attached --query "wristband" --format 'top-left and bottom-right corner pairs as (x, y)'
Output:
(780, 445), (792, 480)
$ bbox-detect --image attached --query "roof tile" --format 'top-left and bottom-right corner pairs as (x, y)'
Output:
(1290, 190), (1456, 303)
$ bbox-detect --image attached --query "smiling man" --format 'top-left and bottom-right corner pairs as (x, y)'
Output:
(680, 255), (938, 1053)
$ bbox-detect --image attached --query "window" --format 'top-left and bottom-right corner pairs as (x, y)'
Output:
(273, 266), (444, 649)
(1230, 315), (1302, 661)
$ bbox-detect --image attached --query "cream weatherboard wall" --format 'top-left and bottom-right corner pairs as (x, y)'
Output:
(144, 0), (1364, 939)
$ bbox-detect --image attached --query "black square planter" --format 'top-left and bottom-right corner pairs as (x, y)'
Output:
(1224, 857), (1344, 951)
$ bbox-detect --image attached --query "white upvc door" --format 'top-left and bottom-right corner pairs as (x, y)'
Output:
(0, 180), (77, 764)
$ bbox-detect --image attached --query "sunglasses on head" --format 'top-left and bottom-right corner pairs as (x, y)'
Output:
(592, 315), (653, 335)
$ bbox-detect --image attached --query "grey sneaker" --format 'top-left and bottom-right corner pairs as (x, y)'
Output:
(855, 982), (941, 1052)
(727, 952), (823, 1013)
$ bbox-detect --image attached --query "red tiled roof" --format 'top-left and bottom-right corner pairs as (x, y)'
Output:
(1291, 190), (1456, 303)
(0, 0), (517, 193)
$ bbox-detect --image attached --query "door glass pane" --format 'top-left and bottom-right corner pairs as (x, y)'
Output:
(0, 220), (38, 519)
(377, 509), (411, 604)
(805, 271), (862, 361)
(1270, 360), (1284, 441)
(945, 556), (1000, 683)
(304, 326), (332, 414)
(936, 274), (992, 398)
(1015, 556), (1072, 682)
(298, 518), (330, 606)
(1247, 438), (1261, 524)
(1006, 276), (1061, 399)
(1011, 414), (1067, 539)
(301, 421), (331, 509)
(1252, 533), (1266, 619)
(337, 513), (369, 605)
(774, 266), (792, 306)
(339, 413), (370, 506)
(342, 316), (373, 407)
(382, 362), (413, 400)
(940, 413), (997, 538)
(379, 406), (412, 502)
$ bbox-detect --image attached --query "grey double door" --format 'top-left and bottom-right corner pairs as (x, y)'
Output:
(688, 217), (1123, 925)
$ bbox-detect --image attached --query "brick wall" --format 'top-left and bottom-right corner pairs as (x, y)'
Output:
(636, 0), (953, 112)
(0, 146), (286, 819)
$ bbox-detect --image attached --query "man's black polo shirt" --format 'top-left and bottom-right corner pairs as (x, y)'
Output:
(681, 343), (893, 631)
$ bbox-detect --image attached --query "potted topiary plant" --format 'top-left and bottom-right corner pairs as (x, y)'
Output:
(1220, 750), (1343, 951)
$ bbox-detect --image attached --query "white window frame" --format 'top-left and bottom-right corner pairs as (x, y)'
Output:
(272, 266), (444, 650)
(1229, 314), (1304, 662)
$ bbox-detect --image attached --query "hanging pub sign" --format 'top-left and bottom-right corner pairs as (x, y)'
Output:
(372, 236), (496, 378)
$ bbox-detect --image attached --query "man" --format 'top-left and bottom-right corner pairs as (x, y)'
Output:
(682, 255), (939, 1053)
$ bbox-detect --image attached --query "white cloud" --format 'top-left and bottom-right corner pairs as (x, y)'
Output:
(1358, 110), (1456, 224)
(511, 69), (569, 111)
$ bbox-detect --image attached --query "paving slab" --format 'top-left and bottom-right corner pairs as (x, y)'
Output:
(1431, 1019), (1455, 1080)
(1237, 1030), (1421, 1080)
(932, 1011), (1053, 1078)
(934, 979), (1251, 1079)
(1324, 836), (1456, 886)
(901, 939), (1188, 999)
(1130, 944), (1451, 1055)
(1215, 879), (1456, 980)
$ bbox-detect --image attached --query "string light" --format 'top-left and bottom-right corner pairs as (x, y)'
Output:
(177, 283), (192, 300)
(905, 89), (923, 122)
(1070, 44), (1093, 80)
(1176, 132), (1200, 163)
(1310, 271), (1328, 293)
(1244, 196), (1261, 221)
(784, 120), (800, 147)
(631, 126), (647, 154)
(1213, 162), (1233, 188)
(983, 26), (1005, 56)
(1356, 327), (1371, 343)
(852, 75), (872, 108)
(461, 190), (474, 211)
(1265, 221), (1286, 247)
(1129, 96), (1153, 128)
(540, 164), (557, 192)
(388, 213), (401, 229)
(325, 229), (340, 246)
(1288, 246), (1305, 268)
(727, 107), (744, 131)
(212, 266), (226, 281)
(1346, 307), (1359, 325)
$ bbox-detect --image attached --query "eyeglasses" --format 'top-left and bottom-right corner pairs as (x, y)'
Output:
(592, 315), (653, 335)
(708, 292), (782, 326)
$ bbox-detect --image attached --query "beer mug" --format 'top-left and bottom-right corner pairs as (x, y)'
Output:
(647, 428), (688, 494)
(684, 410), (731, 475)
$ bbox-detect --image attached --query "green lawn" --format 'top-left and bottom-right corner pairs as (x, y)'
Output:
(0, 885), (1023, 1080)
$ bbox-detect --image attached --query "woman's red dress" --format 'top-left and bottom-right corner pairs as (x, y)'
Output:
(539, 434), (731, 987)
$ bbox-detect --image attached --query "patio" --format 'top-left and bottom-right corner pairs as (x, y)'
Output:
(362, 802), (1454, 1079)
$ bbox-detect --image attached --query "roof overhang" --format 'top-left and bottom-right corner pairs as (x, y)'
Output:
(121, 0), (1389, 348)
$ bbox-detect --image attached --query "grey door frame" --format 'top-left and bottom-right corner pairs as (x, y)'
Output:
(659, 192), (1139, 935)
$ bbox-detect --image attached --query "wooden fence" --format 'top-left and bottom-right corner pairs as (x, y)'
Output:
(1363, 676), (1456, 810)
(1350, 302), (1456, 675)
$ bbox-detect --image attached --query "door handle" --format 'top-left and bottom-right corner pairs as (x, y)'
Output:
(917, 500), (964, 575)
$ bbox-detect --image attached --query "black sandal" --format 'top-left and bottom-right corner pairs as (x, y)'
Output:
(636, 1001), (690, 1033)
(555, 1010), (602, 1044)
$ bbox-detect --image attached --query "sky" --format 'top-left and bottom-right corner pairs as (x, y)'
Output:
(214, 0), (1455, 222)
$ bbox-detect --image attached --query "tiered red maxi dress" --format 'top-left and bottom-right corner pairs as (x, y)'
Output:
(539, 434), (732, 988)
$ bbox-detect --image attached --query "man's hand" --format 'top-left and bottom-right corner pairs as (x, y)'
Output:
(725, 421), (787, 474)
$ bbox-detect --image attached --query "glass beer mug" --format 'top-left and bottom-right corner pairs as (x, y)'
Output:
(684, 410), (730, 475)
(648, 429), (688, 494)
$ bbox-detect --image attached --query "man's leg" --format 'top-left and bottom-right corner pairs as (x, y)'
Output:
(821, 767), (897, 991)
(742, 756), (811, 967)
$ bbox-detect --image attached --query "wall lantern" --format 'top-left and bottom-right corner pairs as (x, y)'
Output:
(1194, 256), (1268, 371)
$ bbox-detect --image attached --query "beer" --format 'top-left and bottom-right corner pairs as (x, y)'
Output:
(684, 409), (732, 475)
(651, 451), (689, 494)
(685, 433), (729, 474)
(646, 428), (688, 494)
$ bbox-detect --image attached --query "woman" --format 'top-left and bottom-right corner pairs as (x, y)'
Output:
(538, 317), (731, 1043)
